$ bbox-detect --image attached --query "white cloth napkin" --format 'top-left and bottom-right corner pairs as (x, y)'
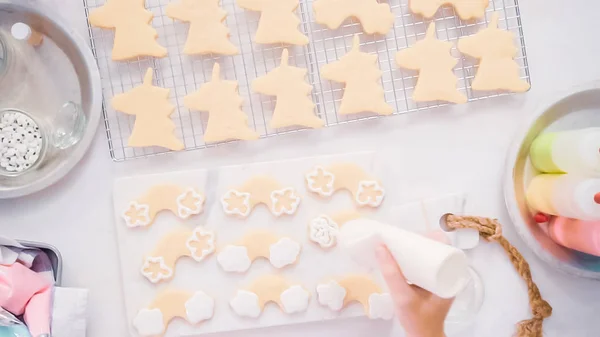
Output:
(51, 287), (88, 337)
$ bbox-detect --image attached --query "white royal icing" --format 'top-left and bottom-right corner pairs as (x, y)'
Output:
(305, 166), (335, 197)
(122, 201), (151, 228)
(309, 215), (340, 248)
(280, 285), (310, 314)
(269, 237), (301, 268)
(141, 256), (173, 283)
(185, 291), (215, 324)
(217, 245), (252, 272)
(368, 293), (394, 320)
(230, 290), (262, 318)
(270, 187), (301, 216)
(355, 180), (385, 207)
(185, 228), (215, 262)
(221, 189), (252, 217)
(316, 280), (347, 311)
(133, 308), (164, 336)
(176, 188), (204, 218)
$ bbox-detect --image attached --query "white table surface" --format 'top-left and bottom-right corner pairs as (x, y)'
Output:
(2, 0), (600, 336)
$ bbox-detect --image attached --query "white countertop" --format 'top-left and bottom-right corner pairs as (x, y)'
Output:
(2, 0), (600, 336)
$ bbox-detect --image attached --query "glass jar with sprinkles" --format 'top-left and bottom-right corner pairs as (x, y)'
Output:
(0, 109), (47, 176)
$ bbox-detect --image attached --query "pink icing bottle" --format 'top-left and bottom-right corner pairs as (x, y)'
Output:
(548, 217), (600, 257)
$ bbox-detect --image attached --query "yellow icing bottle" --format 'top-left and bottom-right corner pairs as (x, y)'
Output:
(530, 128), (600, 175)
(526, 174), (600, 220)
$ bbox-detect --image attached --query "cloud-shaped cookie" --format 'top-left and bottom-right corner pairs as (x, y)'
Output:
(217, 231), (301, 273)
(305, 163), (385, 207)
(230, 275), (310, 318)
(280, 285), (311, 314)
(316, 275), (393, 320)
(122, 185), (205, 228)
(133, 289), (214, 336)
(133, 308), (164, 337)
(230, 290), (262, 318)
(368, 293), (394, 320)
(221, 176), (301, 218)
(217, 245), (252, 273)
(316, 280), (347, 311)
(141, 256), (173, 283)
(185, 291), (215, 324)
(269, 238), (301, 268)
(141, 227), (215, 283)
(308, 210), (362, 249)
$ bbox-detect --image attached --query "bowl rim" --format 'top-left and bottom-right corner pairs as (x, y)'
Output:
(503, 81), (600, 279)
(0, 0), (102, 198)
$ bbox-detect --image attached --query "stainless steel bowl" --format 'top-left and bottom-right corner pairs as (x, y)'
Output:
(0, 0), (101, 198)
(504, 82), (600, 279)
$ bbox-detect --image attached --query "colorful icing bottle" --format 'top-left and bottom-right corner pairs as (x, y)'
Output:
(526, 174), (600, 220)
(529, 128), (600, 175)
(547, 217), (600, 257)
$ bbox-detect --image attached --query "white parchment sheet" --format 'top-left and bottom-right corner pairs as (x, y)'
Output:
(113, 152), (404, 336)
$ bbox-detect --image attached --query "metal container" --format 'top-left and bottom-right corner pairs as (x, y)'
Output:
(17, 240), (62, 285)
(0, 0), (102, 198)
(504, 83), (600, 279)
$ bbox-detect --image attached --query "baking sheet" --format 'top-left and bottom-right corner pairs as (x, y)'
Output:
(113, 152), (399, 336)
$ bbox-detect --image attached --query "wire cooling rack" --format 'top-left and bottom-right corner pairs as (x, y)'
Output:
(83, 0), (529, 161)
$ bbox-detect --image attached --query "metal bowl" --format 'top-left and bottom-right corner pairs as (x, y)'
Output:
(504, 82), (600, 279)
(0, 0), (101, 198)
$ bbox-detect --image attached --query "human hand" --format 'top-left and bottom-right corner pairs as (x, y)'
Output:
(376, 244), (453, 337)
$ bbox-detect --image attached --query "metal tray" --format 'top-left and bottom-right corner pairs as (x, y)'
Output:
(0, 0), (102, 199)
(504, 82), (600, 279)
(17, 240), (63, 285)
(83, 0), (530, 161)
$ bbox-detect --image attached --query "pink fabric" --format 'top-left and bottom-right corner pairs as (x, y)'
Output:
(0, 262), (52, 336)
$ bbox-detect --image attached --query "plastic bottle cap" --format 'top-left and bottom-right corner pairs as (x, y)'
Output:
(11, 22), (32, 41)
(533, 212), (550, 223)
(595, 192), (600, 204)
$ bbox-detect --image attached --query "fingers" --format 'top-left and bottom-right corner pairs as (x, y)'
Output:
(376, 244), (414, 296)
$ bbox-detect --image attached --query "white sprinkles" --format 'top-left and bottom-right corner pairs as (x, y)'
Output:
(0, 111), (43, 173)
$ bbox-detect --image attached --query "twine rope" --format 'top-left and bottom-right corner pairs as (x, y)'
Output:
(445, 214), (552, 337)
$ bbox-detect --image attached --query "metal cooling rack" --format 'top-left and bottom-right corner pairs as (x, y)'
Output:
(83, 0), (530, 161)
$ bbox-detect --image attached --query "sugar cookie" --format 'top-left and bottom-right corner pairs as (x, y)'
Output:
(321, 34), (393, 116)
(305, 163), (384, 207)
(316, 275), (393, 320)
(184, 63), (260, 143)
(141, 227), (215, 283)
(457, 13), (530, 93)
(230, 274), (310, 317)
(88, 0), (167, 60)
(409, 0), (489, 20)
(133, 289), (214, 336)
(253, 49), (324, 129)
(112, 68), (185, 150)
(122, 184), (205, 228)
(217, 230), (301, 272)
(237, 0), (308, 45)
(166, 0), (238, 55)
(221, 176), (301, 217)
(396, 23), (467, 104)
(308, 210), (362, 249)
(313, 0), (394, 35)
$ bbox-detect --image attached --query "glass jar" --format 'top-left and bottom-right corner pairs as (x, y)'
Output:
(0, 29), (29, 106)
(0, 104), (85, 177)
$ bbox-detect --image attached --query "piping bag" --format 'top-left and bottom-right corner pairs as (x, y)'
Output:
(341, 216), (553, 337)
(340, 218), (470, 298)
(0, 263), (52, 337)
(0, 308), (31, 337)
